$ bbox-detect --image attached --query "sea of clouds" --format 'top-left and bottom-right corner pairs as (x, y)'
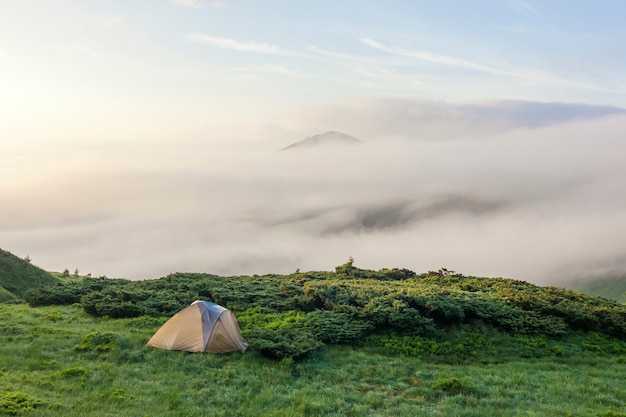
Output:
(3, 99), (626, 285)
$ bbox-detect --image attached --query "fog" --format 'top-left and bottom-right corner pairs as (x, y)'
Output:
(2, 99), (626, 285)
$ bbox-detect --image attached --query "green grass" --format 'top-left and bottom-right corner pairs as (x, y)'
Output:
(0, 249), (58, 301)
(570, 274), (626, 303)
(9, 258), (626, 415)
(0, 286), (18, 304)
(2, 303), (626, 416)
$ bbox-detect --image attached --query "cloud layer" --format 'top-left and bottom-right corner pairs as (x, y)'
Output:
(2, 99), (626, 285)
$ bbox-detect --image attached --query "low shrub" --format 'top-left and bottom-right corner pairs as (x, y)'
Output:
(54, 366), (87, 379)
(0, 391), (44, 415)
(46, 310), (63, 322)
(596, 411), (626, 417)
(244, 326), (323, 359)
(304, 310), (373, 344)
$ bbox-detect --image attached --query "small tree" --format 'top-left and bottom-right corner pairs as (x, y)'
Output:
(62, 269), (70, 277)
(335, 257), (357, 276)
(437, 268), (455, 278)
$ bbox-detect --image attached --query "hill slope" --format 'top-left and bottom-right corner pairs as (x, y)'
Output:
(570, 274), (626, 303)
(0, 248), (59, 301)
(280, 131), (363, 151)
(25, 261), (626, 360)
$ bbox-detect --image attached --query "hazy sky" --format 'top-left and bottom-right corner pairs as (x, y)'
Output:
(2, 0), (626, 134)
(2, 1), (626, 284)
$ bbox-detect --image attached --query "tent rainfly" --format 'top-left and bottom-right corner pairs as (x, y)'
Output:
(146, 300), (248, 353)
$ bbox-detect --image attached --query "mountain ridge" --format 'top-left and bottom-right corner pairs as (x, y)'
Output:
(280, 131), (364, 151)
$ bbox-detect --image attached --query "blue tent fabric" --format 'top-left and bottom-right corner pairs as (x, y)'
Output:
(198, 301), (227, 350)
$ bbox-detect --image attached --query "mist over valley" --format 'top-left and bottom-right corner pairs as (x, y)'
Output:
(3, 99), (626, 286)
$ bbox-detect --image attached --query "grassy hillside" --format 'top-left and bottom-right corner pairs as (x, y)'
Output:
(9, 261), (626, 415)
(25, 261), (626, 359)
(2, 304), (626, 416)
(570, 274), (626, 304)
(0, 249), (58, 302)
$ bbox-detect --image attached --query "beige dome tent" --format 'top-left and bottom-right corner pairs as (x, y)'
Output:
(146, 300), (248, 353)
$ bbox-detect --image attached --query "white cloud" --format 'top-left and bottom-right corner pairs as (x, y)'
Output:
(186, 33), (294, 55)
(170, 0), (203, 8)
(508, 0), (537, 16)
(360, 38), (616, 92)
(352, 67), (396, 80)
(228, 64), (301, 78)
(308, 45), (369, 62)
(251, 64), (299, 77)
(361, 37), (518, 77)
(3, 100), (626, 285)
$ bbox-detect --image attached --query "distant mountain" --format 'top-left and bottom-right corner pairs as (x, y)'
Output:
(0, 248), (59, 302)
(569, 273), (626, 303)
(280, 131), (364, 151)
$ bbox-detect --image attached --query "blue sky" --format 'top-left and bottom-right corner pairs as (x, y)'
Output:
(1, 0), (625, 139)
(2, 1), (626, 282)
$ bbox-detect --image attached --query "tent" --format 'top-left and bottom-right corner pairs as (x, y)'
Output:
(146, 300), (248, 353)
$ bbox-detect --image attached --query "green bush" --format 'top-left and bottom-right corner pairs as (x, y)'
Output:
(55, 366), (87, 379)
(304, 310), (373, 344)
(21, 263), (626, 358)
(596, 411), (626, 417)
(46, 310), (63, 322)
(0, 391), (44, 415)
(25, 278), (121, 307)
(81, 289), (146, 318)
(237, 307), (306, 330)
(244, 326), (323, 359)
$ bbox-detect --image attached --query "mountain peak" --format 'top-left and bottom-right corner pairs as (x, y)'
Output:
(280, 131), (363, 151)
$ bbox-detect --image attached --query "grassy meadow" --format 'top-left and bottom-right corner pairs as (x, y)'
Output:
(2, 302), (626, 416)
(3, 250), (626, 416)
